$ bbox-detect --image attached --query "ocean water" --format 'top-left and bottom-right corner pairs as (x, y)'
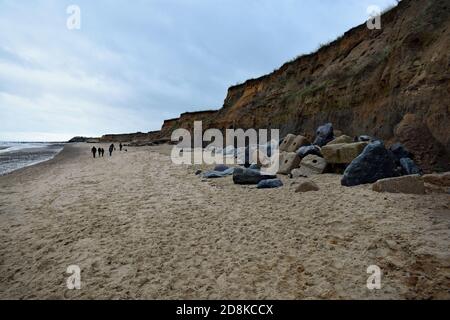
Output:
(0, 142), (65, 176)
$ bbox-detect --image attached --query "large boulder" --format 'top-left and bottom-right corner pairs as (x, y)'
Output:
(322, 142), (368, 164)
(399, 158), (422, 175)
(327, 135), (353, 145)
(313, 123), (334, 147)
(279, 134), (297, 152)
(372, 175), (425, 194)
(423, 172), (450, 194)
(214, 164), (229, 172)
(249, 163), (261, 171)
(341, 141), (399, 187)
(297, 155), (327, 176)
(390, 143), (413, 161)
(297, 145), (322, 158)
(203, 168), (235, 179)
(423, 172), (450, 187)
(278, 152), (301, 175)
(295, 180), (320, 193)
(286, 135), (310, 152)
(257, 179), (283, 189)
(233, 168), (276, 185)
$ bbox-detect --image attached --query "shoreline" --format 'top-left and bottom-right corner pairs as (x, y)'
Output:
(0, 143), (67, 178)
(0, 143), (449, 299)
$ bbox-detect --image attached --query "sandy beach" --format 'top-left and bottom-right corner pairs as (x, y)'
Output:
(0, 143), (449, 299)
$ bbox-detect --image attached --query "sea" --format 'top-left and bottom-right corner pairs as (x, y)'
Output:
(0, 142), (65, 176)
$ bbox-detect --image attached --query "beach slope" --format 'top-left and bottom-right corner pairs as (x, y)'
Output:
(0, 143), (449, 299)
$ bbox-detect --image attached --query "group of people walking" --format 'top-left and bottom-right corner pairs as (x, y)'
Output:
(91, 143), (123, 158)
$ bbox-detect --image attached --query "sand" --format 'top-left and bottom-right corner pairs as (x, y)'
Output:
(0, 143), (449, 299)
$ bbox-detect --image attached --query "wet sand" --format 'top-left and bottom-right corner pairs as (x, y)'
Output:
(0, 143), (449, 299)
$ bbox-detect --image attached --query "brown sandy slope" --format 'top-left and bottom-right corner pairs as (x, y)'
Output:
(0, 144), (449, 299)
(147, 0), (450, 173)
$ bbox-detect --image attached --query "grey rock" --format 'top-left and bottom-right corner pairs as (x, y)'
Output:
(203, 168), (235, 179)
(298, 155), (327, 176)
(313, 123), (334, 147)
(297, 145), (322, 158)
(390, 143), (413, 162)
(233, 167), (277, 185)
(278, 152), (301, 175)
(399, 158), (422, 175)
(341, 141), (399, 187)
(295, 180), (320, 192)
(214, 164), (229, 172)
(372, 175), (425, 194)
(257, 179), (283, 189)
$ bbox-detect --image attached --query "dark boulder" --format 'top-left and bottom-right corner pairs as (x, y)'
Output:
(233, 168), (276, 185)
(249, 164), (261, 171)
(400, 158), (422, 175)
(341, 141), (399, 187)
(358, 135), (372, 142)
(203, 168), (235, 179)
(257, 179), (283, 189)
(296, 145), (322, 158)
(390, 143), (413, 162)
(214, 164), (229, 172)
(313, 123), (334, 147)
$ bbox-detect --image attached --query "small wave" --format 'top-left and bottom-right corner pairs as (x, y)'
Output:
(0, 143), (64, 176)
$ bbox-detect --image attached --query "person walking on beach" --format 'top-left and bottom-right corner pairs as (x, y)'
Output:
(91, 146), (97, 158)
(119, 143), (123, 151)
(99, 148), (103, 157)
(109, 144), (115, 157)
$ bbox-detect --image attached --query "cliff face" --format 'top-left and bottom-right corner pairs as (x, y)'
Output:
(160, 110), (218, 137)
(99, 131), (161, 143)
(97, 110), (218, 144)
(203, 0), (449, 172)
(94, 0), (449, 172)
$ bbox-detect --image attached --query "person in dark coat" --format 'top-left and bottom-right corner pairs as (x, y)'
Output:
(109, 144), (115, 157)
(119, 143), (123, 151)
(91, 146), (97, 158)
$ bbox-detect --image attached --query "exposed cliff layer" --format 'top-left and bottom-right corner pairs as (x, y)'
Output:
(203, 0), (449, 172)
(94, 0), (449, 172)
(160, 110), (218, 137)
(99, 131), (161, 143)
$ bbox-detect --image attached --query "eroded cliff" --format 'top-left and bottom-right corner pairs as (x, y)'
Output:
(204, 0), (449, 172)
(94, 0), (449, 172)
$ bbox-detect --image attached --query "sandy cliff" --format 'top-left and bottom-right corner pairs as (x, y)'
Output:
(205, 0), (449, 172)
(95, 0), (449, 172)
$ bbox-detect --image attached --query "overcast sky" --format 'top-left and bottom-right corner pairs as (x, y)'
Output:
(0, 0), (397, 141)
